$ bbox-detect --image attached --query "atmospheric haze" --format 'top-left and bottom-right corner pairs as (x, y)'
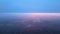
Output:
(0, 13), (60, 34)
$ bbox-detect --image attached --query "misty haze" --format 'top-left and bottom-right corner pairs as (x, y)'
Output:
(0, 13), (60, 34)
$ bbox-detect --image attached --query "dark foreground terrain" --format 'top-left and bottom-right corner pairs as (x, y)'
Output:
(0, 13), (60, 34)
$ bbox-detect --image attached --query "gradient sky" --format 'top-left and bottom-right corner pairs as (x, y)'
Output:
(0, 0), (60, 13)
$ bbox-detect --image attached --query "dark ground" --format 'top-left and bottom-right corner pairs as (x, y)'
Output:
(0, 13), (60, 34)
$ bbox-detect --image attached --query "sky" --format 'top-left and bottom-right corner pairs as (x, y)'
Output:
(0, 0), (60, 13)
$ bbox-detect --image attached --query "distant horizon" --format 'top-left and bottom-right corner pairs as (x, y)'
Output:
(0, 12), (60, 13)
